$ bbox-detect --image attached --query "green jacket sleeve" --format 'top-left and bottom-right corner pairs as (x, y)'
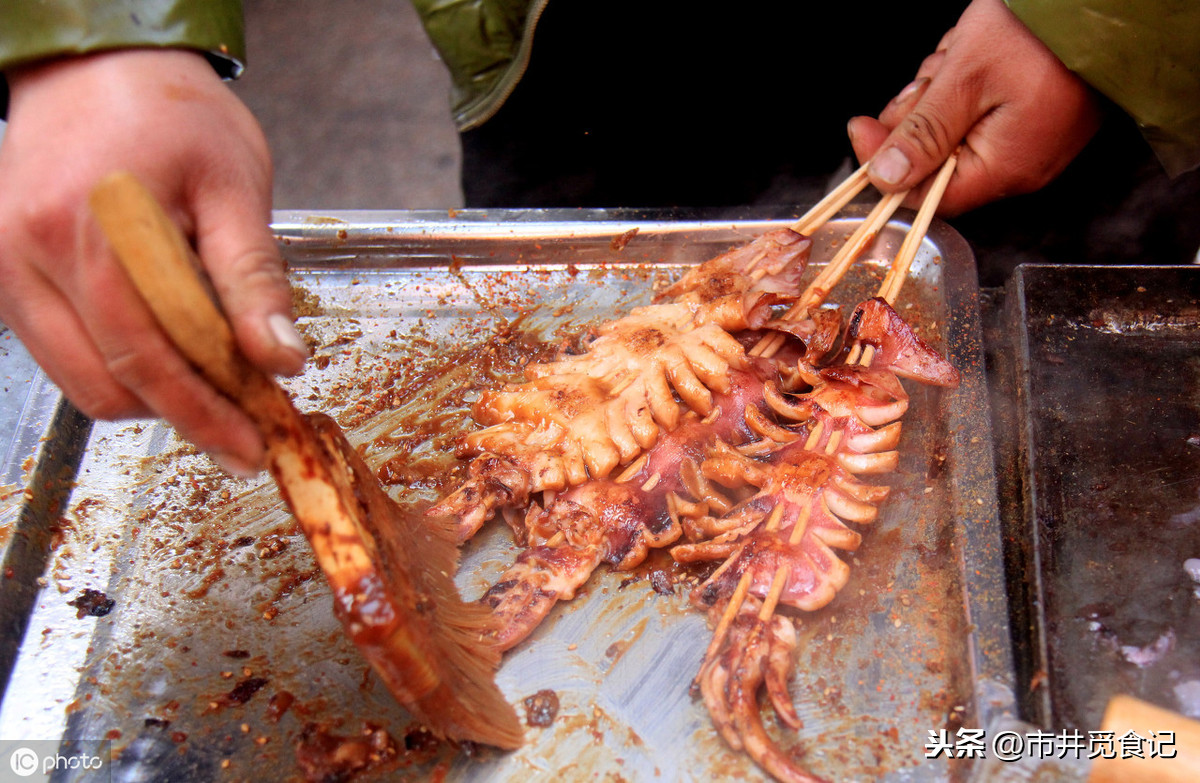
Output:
(1007, 0), (1200, 176)
(0, 0), (246, 78)
(411, 0), (549, 130)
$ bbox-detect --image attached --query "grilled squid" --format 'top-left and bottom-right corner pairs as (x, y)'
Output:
(429, 228), (812, 538)
(670, 297), (958, 779)
(478, 368), (775, 650)
(423, 219), (959, 783)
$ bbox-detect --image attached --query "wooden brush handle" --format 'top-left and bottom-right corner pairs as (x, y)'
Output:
(1089, 695), (1200, 783)
(88, 172), (525, 748)
(88, 171), (296, 432)
(88, 169), (373, 572)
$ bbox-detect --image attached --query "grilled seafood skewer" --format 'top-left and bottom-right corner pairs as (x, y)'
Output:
(690, 154), (959, 781)
(429, 227), (813, 539)
(424, 155), (959, 779)
(676, 297), (959, 782)
(478, 367), (777, 650)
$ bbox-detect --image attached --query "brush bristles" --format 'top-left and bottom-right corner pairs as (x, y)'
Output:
(309, 414), (524, 748)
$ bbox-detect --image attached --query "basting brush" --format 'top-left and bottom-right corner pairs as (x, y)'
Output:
(88, 170), (524, 749)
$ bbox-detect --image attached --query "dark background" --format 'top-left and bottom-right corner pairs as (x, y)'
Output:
(229, 0), (1200, 286)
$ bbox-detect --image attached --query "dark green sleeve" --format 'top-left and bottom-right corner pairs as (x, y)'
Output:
(1007, 0), (1200, 176)
(411, 0), (548, 130)
(0, 0), (246, 77)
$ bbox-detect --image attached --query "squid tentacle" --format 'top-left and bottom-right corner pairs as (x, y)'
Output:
(699, 600), (829, 783)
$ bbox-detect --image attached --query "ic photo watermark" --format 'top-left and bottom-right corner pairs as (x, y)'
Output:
(0, 740), (110, 782)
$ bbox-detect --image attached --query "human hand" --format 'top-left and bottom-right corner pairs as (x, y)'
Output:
(846, 0), (1104, 215)
(0, 49), (305, 474)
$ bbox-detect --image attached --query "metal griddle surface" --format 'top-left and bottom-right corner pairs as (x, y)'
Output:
(0, 210), (1008, 782)
(1007, 264), (1200, 730)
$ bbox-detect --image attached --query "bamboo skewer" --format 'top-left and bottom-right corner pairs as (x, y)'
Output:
(703, 152), (960, 673)
(877, 151), (958, 307)
(754, 150), (959, 365)
(789, 162), (872, 236)
(793, 189), (908, 315)
(750, 188), (908, 359)
(747, 163), (881, 359)
(847, 151), (959, 368)
(757, 504), (812, 621)
(701, 504), (786, 666)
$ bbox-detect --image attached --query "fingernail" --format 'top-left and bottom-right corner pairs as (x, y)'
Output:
(268, 313), (308, 358)
(846, 117), (863, 145)
(871, 147), (912, 186)
(211, 451), (261, 479)
(894, 77), (927, 104)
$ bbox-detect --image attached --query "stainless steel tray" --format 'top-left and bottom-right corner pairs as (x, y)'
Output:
(0, 336), (91, 702)
(0, 209), (1009, 782)
(1005, 264), (1200, 730)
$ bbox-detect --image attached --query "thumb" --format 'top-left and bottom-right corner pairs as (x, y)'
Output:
(865, 75), (978, 194)
(195, 193), (309, 377)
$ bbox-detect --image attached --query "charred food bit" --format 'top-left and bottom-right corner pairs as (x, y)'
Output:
(67, 588), (115, 619)
(522, 689), (560, 728)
